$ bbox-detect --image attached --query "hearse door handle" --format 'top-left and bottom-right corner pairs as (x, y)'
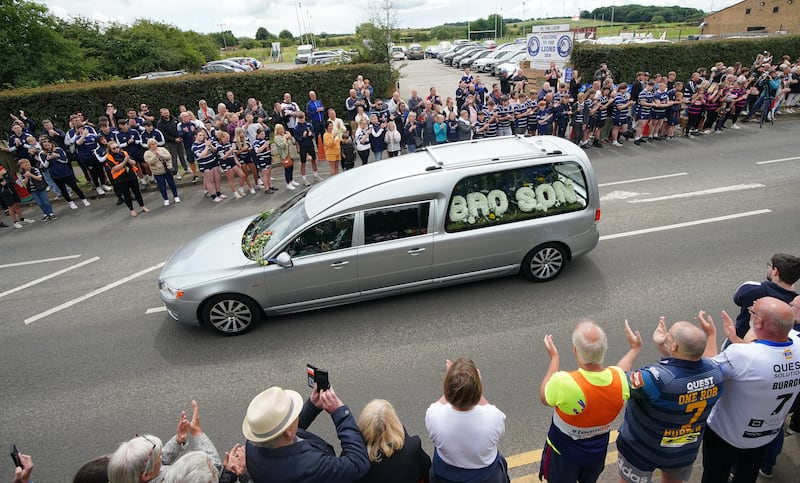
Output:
(407, 247), (426, 255)
(330, 261), (350, 269)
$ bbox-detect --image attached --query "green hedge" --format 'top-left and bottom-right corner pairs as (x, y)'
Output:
(572, 36), (800, 84)
(0, 63), (396, 132)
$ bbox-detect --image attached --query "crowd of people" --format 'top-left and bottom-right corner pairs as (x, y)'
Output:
(10, 253), (800, 483)
(2, 50), (798, 227)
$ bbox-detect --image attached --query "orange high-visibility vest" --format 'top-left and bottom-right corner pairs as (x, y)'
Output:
(106, 151), (137, 180)
(553, 368), (625, 439)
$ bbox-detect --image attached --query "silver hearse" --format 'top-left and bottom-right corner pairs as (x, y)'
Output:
(158, 135), (601, 335)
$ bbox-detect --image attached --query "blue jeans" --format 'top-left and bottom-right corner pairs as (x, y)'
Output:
(154, 173), (178, 200)
(42, 169), (61, 196)
(373, 150), (384, 161)
(406, 143), (417, 153)
(31, 190), (53, 215)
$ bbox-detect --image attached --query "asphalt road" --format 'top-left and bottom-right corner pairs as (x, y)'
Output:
(2, 59), (800, 482)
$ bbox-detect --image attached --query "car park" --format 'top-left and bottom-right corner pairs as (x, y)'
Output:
(407, 44), (424, 60)
(482, 49), (518, 73)
(472, 49), (508, 72)
(158, 135), (600, 335)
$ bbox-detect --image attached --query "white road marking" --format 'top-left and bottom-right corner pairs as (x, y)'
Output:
(0, 256), (100, 299)
(599, 172), (688, 187)
(756, 156), (800, 165)
(24, 261), (166, 325)
(600, 209), (771, 241)
(0, 254), (82, 269)
(627, 183), (765, 203)
(600, 190), (649, 202)
(145, 306), (167, 314)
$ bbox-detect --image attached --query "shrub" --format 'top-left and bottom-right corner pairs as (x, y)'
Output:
(572, 35), (800, 83)
(0, 64), (396, 131)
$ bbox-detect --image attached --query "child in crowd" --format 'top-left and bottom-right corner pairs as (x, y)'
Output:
(340, 132), (356, 171)
(445, 111), (459, 143)
(192, 129), (223, 202)
(571, 92), (585, 145)
(234, 127), (258, 192)
(0, 165), (33, 228)
(384, 121), (401, 157)
(18, 159), (56, 221)
(536, 100), (552, 135)
(215, 131), (252, 199)
(252, 128), (275, 194)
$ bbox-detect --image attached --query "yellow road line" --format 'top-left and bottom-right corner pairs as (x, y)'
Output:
(507, 431), (619, 470)
(510, 450), (619, 483)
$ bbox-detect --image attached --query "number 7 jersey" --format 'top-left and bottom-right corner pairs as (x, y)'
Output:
(708, 338), (800, 448)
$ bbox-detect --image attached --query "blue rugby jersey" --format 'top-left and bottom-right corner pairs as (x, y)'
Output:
(617, 358), (723, 470)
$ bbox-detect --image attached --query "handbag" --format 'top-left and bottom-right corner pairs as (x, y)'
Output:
(282, 156), (293, 168)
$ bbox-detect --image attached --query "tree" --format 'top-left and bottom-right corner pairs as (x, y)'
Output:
(357, 0), (398, 64)
(278, 29), (295, 47)
(0, 0), (87, 88)
(210, 30), (238, 48)
(255, 27), (273, 41)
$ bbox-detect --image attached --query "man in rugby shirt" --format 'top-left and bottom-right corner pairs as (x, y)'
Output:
(611, 83), (633, 146)
(495, 96), (513, 137)
(617, 318), (723, 483)
(634, 81), (656, 145)
(649, 81), (670, 141)
(700, 298), (800, 483)
(513, 93), (531, 135)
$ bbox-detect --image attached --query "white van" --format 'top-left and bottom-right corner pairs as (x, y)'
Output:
(295, 44), (314, 64)
(158, 135), (601, 334)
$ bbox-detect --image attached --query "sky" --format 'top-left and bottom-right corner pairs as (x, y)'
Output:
(38, 0), (740, 39)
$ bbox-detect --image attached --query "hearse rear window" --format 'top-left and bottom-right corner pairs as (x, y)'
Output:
(445, 162), (588, 232)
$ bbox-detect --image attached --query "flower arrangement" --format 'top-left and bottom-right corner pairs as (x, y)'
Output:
(242, 211), (273, 265)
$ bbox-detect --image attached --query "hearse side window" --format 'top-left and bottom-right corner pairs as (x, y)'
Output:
(287, 214), (355, 257)
(364, 202), (430, 244)
(445, 162), (588, 232)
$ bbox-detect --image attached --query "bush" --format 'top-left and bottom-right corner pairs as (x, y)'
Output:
(0, 64), (396, 132)
(572, 35), (800, 83)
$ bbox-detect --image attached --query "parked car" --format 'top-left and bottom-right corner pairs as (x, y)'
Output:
(130, 70), (186, 80)
(451, 47), (485, 68)
(226, 57), (262, 70)
(408, 43), (424, 60)
(391, 46), (406, 60)
(435, 41), (454, 59)
(460, 49), (495, 68)
(483, 39), (498, 49)
(482, 48), (523, 73)
(425, 46), (439, 58)
(472, 49), (509, 72)
(158, 135), (600, 335)
(492, 51), (528, 76)
(295, 44), (314, 64)
(205, 59), (252, 71)
(200, 63), (246, 74)
(308, 50), (350, 65)
(442, 43), (478, 65)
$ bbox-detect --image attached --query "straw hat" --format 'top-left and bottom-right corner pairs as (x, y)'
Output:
(242, 387), (303, 443)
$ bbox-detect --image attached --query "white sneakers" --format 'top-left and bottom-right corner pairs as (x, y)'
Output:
(68, 201), (78, 209)
(286, 183), (296, 190)
(13, 222), (22, 228)
(731, 124), (741, 129)
(164, 200), (170, 206)
(102, 184), (113, 191)
(233, 192), (242, 199)
(291, 181), (300, 187)
(313, 173), (322, 182)
(176, 172), (183, 180)
(96, 186), (105, 195)
(82, 198), (91, 206)
(249, 188), (256, 194)
(174, 196), (181, 203)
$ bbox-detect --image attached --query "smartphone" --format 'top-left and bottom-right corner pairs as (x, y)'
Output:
(306, 364), (330, 391)
(10, 443), (22, 469)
